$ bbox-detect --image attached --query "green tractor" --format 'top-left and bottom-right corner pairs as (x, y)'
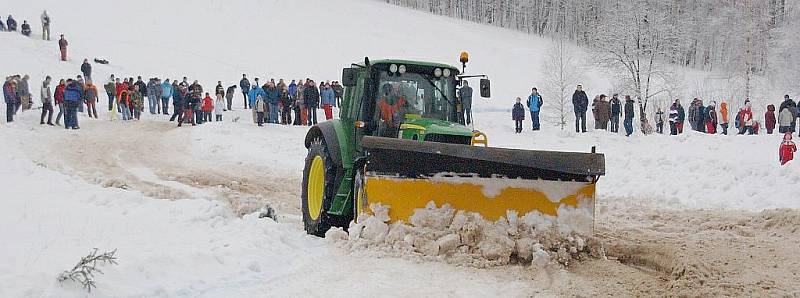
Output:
(302, 55), (605, 237)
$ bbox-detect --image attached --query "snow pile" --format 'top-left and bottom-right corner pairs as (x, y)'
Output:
(330, 202), (604, 268)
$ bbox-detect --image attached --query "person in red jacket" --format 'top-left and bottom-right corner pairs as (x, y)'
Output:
(201, 93), (214, 123)
(738, 100), (754, 135)
(780, 133), (796, 165)
(765, 104), (776, 134)
(54, 79), (66, 125)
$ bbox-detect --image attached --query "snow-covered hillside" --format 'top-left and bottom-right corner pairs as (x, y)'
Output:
(1, 0), (614, 112)
(2, 0), (800, 297)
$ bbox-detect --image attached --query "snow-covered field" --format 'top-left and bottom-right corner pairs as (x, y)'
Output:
(2, 0), (800, 297)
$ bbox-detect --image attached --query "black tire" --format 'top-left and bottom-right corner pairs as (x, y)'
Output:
(302, 137), (347, 237)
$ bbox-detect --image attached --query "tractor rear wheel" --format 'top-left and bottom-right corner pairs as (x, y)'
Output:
(302, 138), (344, 237)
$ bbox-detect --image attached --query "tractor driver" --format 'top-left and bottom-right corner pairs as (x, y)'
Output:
(376, 83), (408, 137)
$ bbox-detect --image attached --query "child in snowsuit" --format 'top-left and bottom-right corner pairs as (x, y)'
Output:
(512, 97), (525, 133)
(780, 133), (796, 165)
(765, 104), (776, 134)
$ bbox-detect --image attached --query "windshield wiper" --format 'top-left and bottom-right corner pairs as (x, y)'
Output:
(422, 75), (453, 105)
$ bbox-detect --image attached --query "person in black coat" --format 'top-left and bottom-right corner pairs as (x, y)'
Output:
(225, 85), (236, 111)
(610, 94), (621, 133)
(20, 20), (31, 36)
(6, 15), (17, 31)
(572, 84), (589, 133)
(512, 97), (525, 133)
(304, 80), (320, 125)
(134, 76), (147, 97)
(623, 95), (635, 136)
(240, 74), (250, 109)
(80, 59), (92, 81)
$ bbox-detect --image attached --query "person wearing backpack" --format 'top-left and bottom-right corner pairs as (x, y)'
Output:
(527, 87), (543, 131)
(104, 75), (117, 111)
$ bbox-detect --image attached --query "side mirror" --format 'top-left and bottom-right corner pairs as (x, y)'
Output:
(480, 79), (491, 98)
(342, 68), (357, 87)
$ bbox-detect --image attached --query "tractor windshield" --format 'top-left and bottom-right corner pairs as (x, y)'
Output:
(375, 70), (457, 127)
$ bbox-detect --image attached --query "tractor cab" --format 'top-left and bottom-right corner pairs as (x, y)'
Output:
(342, 58), (485, 145)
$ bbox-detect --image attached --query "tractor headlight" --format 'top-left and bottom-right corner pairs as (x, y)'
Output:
(434, 68), (442, 78)
(398, 65), (407, 74)
(389, 64), (398, 73)
(442, 68), (451, 77)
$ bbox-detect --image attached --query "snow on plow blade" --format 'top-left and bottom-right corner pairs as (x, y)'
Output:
(358, 136), (605, 235)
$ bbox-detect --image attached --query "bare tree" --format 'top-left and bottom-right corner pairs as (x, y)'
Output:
(543, 38), (584, 130)
(592, 0), (678, 134)
(385, 0), (795, 88)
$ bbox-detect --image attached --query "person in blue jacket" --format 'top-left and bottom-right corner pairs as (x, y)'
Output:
(321, 83), (336, 120)
(265, 83), (280, 124)
(63, 79), (84, 129)
(248, 84), (266, 123)
(170, 82), (183, 122)
(288, 80), (297, 100)
(527, 87), (543, 131)
(161, 79), (173, 115)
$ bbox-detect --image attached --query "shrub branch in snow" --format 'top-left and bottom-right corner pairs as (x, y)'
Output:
(57, 248), (119, 293)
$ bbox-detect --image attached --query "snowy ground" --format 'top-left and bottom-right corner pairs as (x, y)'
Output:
(2, 0), (800, 296)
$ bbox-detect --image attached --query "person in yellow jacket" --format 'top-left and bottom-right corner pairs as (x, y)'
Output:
(719, 100), (729, 135)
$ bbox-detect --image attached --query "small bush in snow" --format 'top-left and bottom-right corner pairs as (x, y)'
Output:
(57, 248), (118, 293)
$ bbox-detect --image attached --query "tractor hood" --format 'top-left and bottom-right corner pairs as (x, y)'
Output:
(401, 117), (473, 137)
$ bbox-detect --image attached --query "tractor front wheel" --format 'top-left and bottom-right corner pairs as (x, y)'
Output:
(302, 138), (342, 237)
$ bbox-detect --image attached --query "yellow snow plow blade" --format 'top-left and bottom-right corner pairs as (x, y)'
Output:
(362, 176), (596, 223)
(357, 137), (605, 233)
